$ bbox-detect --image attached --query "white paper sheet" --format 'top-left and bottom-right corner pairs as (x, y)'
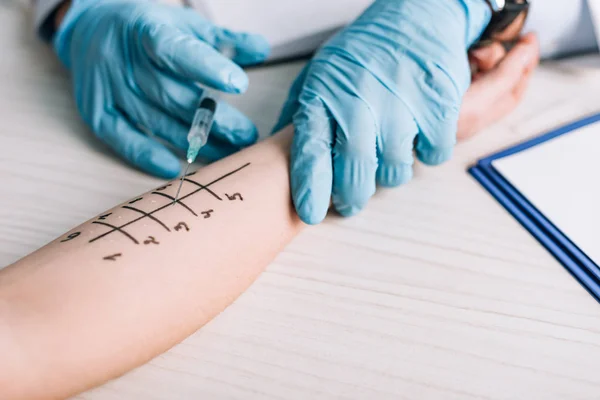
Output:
(492, 121), (600, 264)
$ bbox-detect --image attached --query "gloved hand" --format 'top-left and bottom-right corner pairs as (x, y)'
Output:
(54, 0), (270, 179)
(273, 0), (491, 224)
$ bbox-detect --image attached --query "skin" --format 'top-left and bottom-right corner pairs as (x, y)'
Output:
(0, 37), (539, 393)
(0, 4), (540, 399)
(0, 127), (303, 400)
(460, 33), (540, 140)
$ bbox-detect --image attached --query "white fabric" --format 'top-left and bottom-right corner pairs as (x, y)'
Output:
(523, 0), (598, 58)
(32, 0), (600, 59)
(187, 0), (371, 60)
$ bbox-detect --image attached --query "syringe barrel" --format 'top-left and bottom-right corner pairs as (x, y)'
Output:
(188, 97), (217, 143)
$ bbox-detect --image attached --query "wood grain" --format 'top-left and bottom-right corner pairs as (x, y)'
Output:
(2, 5), (600, 400)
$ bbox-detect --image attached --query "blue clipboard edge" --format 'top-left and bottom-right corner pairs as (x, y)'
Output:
(468, 113), (600, 303)
(469, 165), (600, 303)
(477, 112), (600, 167)
(484, 165), (600, 283)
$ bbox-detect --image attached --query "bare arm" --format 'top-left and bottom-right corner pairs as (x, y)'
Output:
(0, 127), (303, 399)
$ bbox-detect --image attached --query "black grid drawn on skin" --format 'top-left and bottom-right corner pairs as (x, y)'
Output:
(122, 206), (171, 232)
(88, 163), (250, 244)
(150, 192), (198, 217)
(183, 178), (222, 201)
(91, 221), (139, 244)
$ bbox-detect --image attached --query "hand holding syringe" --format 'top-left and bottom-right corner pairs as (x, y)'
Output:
(173, 46), (234, 203)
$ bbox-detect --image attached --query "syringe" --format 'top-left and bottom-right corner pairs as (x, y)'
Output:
(172, 96), (217, 204)
(172, 45), (235, 205)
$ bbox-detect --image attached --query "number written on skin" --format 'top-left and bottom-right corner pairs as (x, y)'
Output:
(225, 193), (243, 201)
(174, 222), (190, 232)
(60, 232), (81, 242)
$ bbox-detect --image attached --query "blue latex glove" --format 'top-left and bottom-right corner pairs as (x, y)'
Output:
(54, 0), (270, 179)
(274, 0), (491, 224)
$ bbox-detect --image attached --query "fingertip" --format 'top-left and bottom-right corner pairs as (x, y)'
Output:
(416, 144), (453, 166)
(290, 155), (332, 225)
(294, 192), (329, 225)
(332, 199), (365, 218)
(291, 164), (330, 225)
(146, 25), (249, 93)
(227, 68), (249, 93)
(416, 104), (458, 167)
(376, 163), (413, 187)
(219, 30), (271, 66)
(234, 124), (259, 146)
(233, 33), (271, 65)
(331, 158), (376, 218)
(212, 102), (259, 146)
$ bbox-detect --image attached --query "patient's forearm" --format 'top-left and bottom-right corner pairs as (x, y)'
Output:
(0, 126), (303, 399)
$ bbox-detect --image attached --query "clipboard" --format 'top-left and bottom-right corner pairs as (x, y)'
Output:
(469, 113), (600, 303)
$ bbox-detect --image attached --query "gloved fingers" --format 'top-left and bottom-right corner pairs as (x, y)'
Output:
(214, 28), (270, 66)
(331, 100), (378, 218)
(179, 9), (270, 66)
(376, 101), (418, 187)
(137, 70), (258, 147)
(119, 92), (189, 151)
(97, 108), (181, 179)
(415, 116), (457, 166)
(106, 97), (239, 169)
(211, 101), (259, 147)
(291, 92), (335, 225)
(140, 23), (249, 93)
(135, 66), (202, 123)
(129, 100), (243, 162)
(272, 63), (310, 134)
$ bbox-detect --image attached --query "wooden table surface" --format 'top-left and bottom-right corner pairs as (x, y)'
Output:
(2, 4), (600, 399)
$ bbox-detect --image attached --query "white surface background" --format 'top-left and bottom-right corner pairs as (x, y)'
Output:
(493, 122), (600, 264)
(196, 0), (370, 59)
(2, 3), (600, 399)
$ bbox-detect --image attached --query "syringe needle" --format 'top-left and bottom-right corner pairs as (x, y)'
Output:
(172, 162), (191, 205)
(171, 92), (217, 206)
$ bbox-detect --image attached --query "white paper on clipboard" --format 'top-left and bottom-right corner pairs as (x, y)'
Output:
(492, 122), (600, 264)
